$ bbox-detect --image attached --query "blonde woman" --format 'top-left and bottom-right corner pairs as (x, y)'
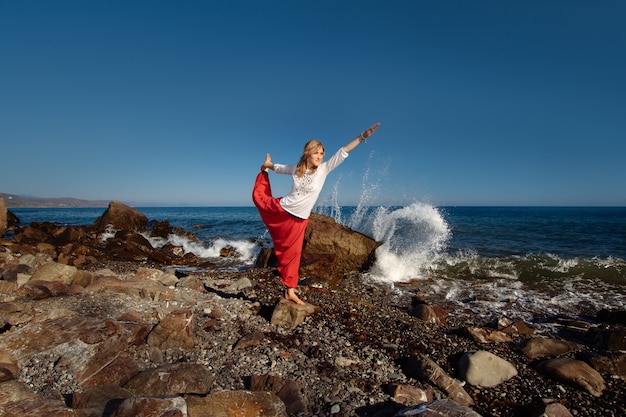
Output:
(253, 122), (381, 305)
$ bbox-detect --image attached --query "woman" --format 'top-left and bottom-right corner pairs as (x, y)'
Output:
(252, 122), (381, 305)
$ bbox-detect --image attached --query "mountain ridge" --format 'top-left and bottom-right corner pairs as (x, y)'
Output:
(1, 193), (109, 208)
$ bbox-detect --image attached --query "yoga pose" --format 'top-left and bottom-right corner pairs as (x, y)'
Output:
(252, 122), (381, 305)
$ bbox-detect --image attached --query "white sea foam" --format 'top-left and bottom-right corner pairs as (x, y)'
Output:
(145, 233), (258, 265)
(363, 202), (451, 283)
(100, 224), (117, 242)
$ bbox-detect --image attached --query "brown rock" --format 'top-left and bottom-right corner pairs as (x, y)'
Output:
(68, 384), (134, 414)
(0, 194), (6, 237)
(2, 396), (78, 417)
(467, 327), (513, 344)
(86, 275), (177, 301)
(410, 304), (447, 326)
(186, 390), (287, 417)
(599, 328), (626, 351)
(402, 355), (474, 406)
(300, 213), (381, 281)
(111, 396), (186, 417)
(234, 330), (264, 349)
(147, 309), (197, 349)
(501, 320), (535, 336)
(94, 201), (148, 232)
(521, 337), (581, 360)
(255, 213), (381, 282)
(250, 374), (307, 415)
(0, 316), (141, 389)
(532, 402), (575, 417)
(537, 357), (606, 397)
(388, 384), (434, 406)
(0, 380), (39, 407)
(124, 363), (212, 397)
(270, 297), (320, 329)
(30, 261), (78, 285)
(588, 352), (626, 379)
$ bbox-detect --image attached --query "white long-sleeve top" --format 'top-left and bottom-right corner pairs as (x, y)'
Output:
(273, 148), (348, 219)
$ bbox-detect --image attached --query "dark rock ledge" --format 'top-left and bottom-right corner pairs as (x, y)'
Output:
(0, 199), (624, 417)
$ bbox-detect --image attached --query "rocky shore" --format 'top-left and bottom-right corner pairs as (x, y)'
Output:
(0, 199), (625, 417)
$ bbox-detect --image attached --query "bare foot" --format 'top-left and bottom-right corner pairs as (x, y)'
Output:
(260, 153), (272, 172)
(285, 288), (306, 305)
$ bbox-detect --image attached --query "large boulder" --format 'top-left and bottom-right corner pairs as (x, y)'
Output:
(256, 213), (381, 282)
(94, 201), (148, 232)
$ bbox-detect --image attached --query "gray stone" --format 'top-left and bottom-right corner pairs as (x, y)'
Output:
(458, 350), (518, 387)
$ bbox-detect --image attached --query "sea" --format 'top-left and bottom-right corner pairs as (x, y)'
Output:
(9, 203), (626, 325)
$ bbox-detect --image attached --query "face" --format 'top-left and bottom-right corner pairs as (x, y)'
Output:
(306, 146), (325, 169)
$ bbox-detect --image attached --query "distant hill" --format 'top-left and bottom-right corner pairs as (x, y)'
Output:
(1, 193), (109, 208)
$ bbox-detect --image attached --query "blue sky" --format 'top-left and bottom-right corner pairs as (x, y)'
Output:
(1, 0), (625, 207)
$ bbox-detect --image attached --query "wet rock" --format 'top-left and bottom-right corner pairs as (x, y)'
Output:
(270, 297), (320, 329)
(457, 350), (518, 387)
(394, 398), (483, 417)
(537, 357), (606, 397)
(402, 355), (474, 406)
(185, 390), (287, 417)
(94, 201), (148, 232)
(521, 337), (581, 360)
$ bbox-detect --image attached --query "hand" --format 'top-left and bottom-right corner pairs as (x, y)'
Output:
(361, 122), (381, 140)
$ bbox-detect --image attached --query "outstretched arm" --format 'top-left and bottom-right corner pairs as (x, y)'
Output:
(342, 122), (381, 153)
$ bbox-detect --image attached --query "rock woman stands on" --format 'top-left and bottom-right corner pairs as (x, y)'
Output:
(253, 122), (381, 305)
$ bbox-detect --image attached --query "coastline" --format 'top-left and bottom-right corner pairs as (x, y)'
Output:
(0, 201), (625, 416)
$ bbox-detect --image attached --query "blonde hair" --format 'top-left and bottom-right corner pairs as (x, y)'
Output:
(295, 139), (325, 177)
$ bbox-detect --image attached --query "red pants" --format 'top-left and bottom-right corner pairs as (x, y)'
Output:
(253, 171), (309, 288)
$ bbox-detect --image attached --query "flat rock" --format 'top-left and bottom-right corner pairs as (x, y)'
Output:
(123, 363), (212, 397)
(394, 398), (483, 416)
(185, 390), (287, 417)
(270, 297), (320, 329)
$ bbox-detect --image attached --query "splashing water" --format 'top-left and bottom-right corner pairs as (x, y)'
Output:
(365, 203), (451, 282)
(317, 172), (451, 283)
